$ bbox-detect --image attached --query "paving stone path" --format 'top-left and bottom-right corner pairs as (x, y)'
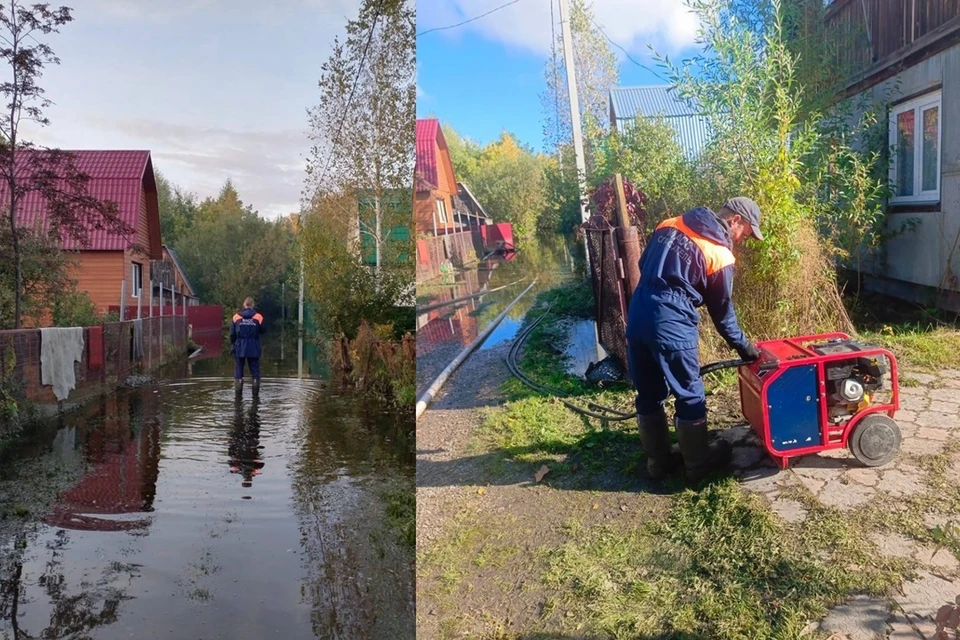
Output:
(727, 370), (960, 639)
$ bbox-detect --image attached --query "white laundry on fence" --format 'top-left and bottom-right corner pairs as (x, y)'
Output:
(40, 327), (85, 402)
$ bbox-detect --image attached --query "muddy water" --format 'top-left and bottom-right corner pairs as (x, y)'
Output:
(0, 338), (414, 639)
(415, 235), (589, 395)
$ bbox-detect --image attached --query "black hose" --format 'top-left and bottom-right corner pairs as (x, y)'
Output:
(506, 308), (749, 422)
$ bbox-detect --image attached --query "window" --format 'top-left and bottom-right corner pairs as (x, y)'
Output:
(889, 90), (941, 204)
(132, 262), (143, 298)
(436, 198), (447, 224)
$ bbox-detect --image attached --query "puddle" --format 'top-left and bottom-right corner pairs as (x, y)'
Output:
(0, 340), (414, 639)
(478, 317), (521, 351)
(415, 235), (585, 396)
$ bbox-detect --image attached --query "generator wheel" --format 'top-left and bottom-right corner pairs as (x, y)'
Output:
(849, 415), (902, 467)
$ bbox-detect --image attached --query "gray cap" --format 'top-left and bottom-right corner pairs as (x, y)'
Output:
(722, 196), (763, 241)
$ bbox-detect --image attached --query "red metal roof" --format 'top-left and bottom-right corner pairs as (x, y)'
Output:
(416, 119), (442, 191)
(4, 150), (154, 252)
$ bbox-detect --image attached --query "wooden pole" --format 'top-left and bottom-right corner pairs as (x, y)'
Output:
(149, 280), (154, 318)
(120, 281), (126, 321)
(614, 173), (631, 228)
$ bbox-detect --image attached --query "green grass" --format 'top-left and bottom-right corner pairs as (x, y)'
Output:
(859, 325), (960, 372)
(542, 480), (902, 640)
(427, 283), (956, 640)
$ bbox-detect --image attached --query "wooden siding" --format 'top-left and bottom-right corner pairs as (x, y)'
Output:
(70, 251), (125, 313)
(826, 0), (960, 75)
(415, 191), (459, 237)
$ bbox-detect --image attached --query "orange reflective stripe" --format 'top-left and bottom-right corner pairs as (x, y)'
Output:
(253, 313), (264, 324)
(656, 216), (735, 276)
(232, 314), (242, 323)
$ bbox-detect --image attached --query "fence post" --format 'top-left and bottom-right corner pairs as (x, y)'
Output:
(149, 280), (154, 318)
(120, 281), (127, 320)
(137, 286), (142, 320)
(159, 284), (164, 317)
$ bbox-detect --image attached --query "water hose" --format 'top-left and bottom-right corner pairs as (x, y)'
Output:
(506, 308), (749, 421)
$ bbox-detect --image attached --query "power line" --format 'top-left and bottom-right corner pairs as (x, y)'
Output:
(417, 0), (522, 37)
(550, 0), (561, 151)
(590, 18), (666, 82)
(315, 0), (385, 190)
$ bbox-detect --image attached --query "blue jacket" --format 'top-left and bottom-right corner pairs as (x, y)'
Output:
(230, 308), (265, 358)
(625, 207), (749, 352)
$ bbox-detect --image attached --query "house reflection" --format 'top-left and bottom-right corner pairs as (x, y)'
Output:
(415, 261), (495, 355)
(44, 391), (161, 533)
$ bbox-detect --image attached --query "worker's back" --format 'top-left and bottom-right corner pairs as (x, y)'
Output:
(232, 308), (264, 358)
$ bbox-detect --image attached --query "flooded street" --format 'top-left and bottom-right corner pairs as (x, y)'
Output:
(415, 235), (589, 396)
(0, 338), (414, 639)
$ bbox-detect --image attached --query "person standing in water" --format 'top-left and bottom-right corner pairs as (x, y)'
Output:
(230, 297), (265, 397)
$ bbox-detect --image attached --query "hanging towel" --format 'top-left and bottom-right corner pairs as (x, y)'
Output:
(132, 319), (145, 360)
(40, 327), (85, 402)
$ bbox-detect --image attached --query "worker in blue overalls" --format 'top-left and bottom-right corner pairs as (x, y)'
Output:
(231, 297), (265, 398)
(625, 197), (763, 483)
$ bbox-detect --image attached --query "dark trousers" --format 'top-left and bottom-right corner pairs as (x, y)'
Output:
(234, 356), (261, 381)
(627, 339), (706, 421)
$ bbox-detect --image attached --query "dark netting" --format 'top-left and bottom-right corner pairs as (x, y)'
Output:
(584, 216), (631, 383)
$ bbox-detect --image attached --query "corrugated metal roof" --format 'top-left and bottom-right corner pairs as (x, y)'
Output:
(609, 86), (712, 159)
(4, 150), (152, 251)
(416, 119), (441, 191)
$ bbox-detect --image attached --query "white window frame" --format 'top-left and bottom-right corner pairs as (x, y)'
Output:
(132, 262), (143, 298)
(888, 90), (942, 205)
(436, 198), (447, 224)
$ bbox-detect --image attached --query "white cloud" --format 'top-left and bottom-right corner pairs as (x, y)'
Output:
(417, 0), (700, 59)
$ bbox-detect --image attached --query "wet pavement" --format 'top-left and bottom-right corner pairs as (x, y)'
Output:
(0, 337), (414, 639)
(416, 235), (587, 397)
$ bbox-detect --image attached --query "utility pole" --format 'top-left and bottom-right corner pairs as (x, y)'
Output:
(298, 213), (305, 379)
(557, 0), (589, 228)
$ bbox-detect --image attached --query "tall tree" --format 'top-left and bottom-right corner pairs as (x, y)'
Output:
(441, 123), (480, 186)
(0, 2), (128, 328)
(471, 133), (546, 241)
(539, 0), (618, 166)
(156, 169), (198, 247)
(175, 180), (293, 321)
(306, 0), (415, 289)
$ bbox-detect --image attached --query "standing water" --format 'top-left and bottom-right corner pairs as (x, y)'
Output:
(0, 336), (414, 639)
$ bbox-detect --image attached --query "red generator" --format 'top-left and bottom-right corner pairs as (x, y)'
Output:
(738, 332), (902, 469)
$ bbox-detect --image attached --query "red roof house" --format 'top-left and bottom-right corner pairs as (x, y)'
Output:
(415, 119), (461, 236)
(4, 150), (163, 317)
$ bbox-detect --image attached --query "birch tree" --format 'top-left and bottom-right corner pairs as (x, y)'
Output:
(305, 0), (415, 295)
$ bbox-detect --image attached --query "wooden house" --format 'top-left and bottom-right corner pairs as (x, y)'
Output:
(821, 0), (960, 308)
(9, 150), (163, 316)
(415, 119), (462, 236)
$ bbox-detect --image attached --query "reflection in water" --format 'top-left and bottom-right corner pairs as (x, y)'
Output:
(228, 398), (264, 486)
(0, 341), (414, 639)
(416, 235), (585, 394)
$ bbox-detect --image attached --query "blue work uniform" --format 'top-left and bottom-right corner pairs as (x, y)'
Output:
(230, 308), (265, 380)
(625, 207), (751, 421)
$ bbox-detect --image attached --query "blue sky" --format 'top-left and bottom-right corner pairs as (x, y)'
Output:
(416, 0), (702, 151)
(20, 0), (361, 218)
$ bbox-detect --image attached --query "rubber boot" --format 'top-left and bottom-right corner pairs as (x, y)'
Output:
(234, 379), (243, 398)
(675, 415), (732, 485)
(637, 408), (681, 480)
(252, 379), (260, 399)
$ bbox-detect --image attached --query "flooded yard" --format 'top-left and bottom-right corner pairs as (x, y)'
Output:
(0, 339), (414, 639)
(415, 235), (583, 396)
